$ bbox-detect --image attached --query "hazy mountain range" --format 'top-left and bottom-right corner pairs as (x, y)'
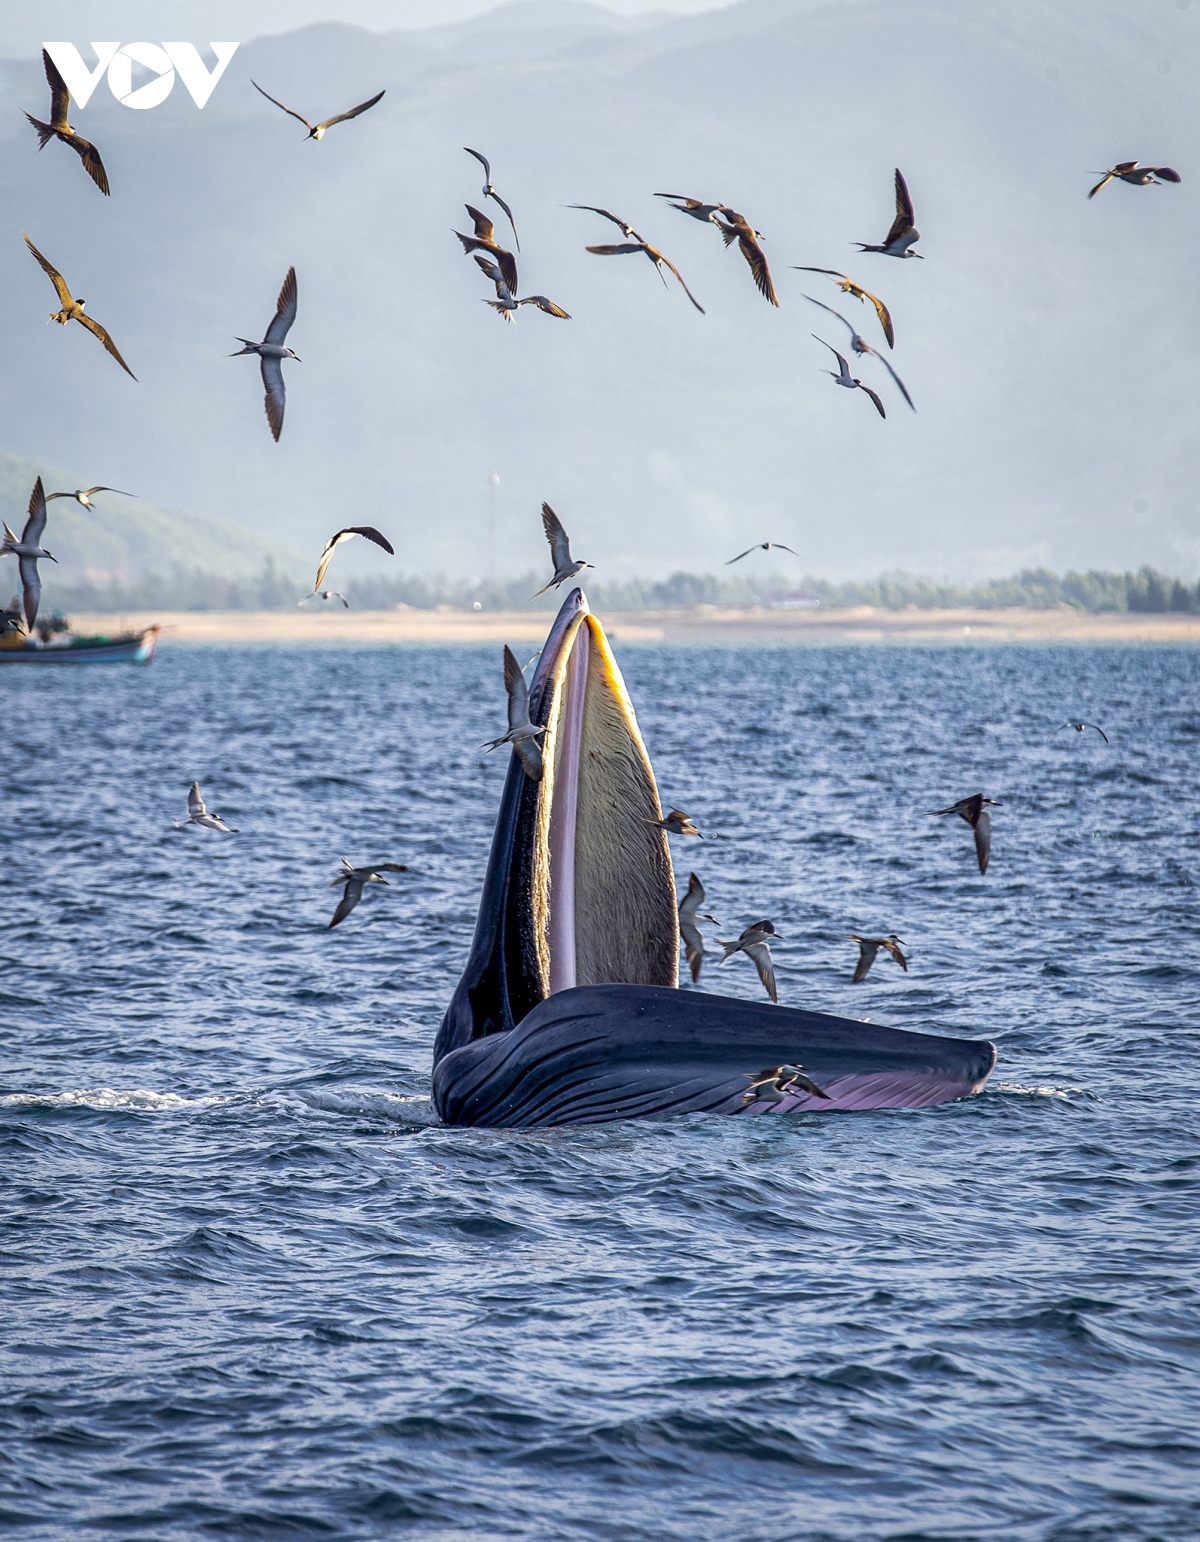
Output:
(0, 0), (1196, 588)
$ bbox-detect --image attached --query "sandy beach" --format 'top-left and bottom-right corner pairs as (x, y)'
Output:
(64, 605), (1200, 646)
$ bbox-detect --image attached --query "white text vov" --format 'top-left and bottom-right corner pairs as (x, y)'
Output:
(42, 44), (239, 110)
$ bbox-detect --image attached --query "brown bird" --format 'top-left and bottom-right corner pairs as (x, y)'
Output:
(571, 205), (705, 313)
(792, 267), (895, 347)
(743, 1062), (831, 1105)
(1088, 162), (1181, 198)
(678, 871), (720, 984)
(23, 233), (135, 378)
(455, 206), (518, 296)
(313, 526), (394, 593)
(848, 934), (908, 983)
(714, 207), (778, 305)
(647, 808), (703, 838)
(719, 920), (781, 1003)
(252, 81), (385, 140)
(329, 858), (407, 929)
(25, 48), (109, 195)
(655, 192), (725, 224)
(856, 169), (922, 258)
(473, 256), (570, 323)
(929, 794), (1000, 875)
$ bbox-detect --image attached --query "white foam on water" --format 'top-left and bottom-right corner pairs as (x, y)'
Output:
(995, 1081), (1090, 1099)
(285, 1087), (439, 1124)
(0, 1087), (231, 1112)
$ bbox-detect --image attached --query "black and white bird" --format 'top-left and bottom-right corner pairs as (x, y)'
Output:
(1088, 162), (1181, 199)
(329, 857), (407, 929)
(173, 782), (238, 833)
(312, 526), (394, 594)
(572, 205), (705, 313)
(1, 478), (57, 632)
(26, 48), (109, 194)
(678, 871), (720, 983)
(533, 502), (592, 595)
(252, 80), (385, 140)
(24, 232), (135, 378)
(814, 336), (887, 418)
(792, 268), (895, 346)
(464, 148), (520, 249)
(743, 1062), (831, 1106)
(726, 540), (799, 565)
(231, 267), (299, 442)
(473, 255), (569, 323)
(929, 793), (999, 875)
(647, 808), (703, 838)
(804, 296), (914, 409)
(298, 589), (348, 607)
(718, 920), (781, 1004)
(45, 486), (135, 509)
(455, 206), (519, 296)
(655, 192), (725, 225)
(1053, 721), (1109, 743)
(481, 644), (545, 781)
(848, 934), (908, 983)
(715, 207), (778, 305)
(856, 169), (922, 258)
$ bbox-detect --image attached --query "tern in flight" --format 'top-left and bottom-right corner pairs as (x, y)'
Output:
(455, 206), (519, 296)
(929, 794), (999, 875)
(655, 192), (725, 225)
(571, 206), (705, 313)
(174, 782), (238, 833)
(1053, 721), (1109, 743)
(46, 486), (135, 509)
(1, 478), (56, 633)
(856, 169), (923, 258)
(1088, 162), (1181, 198)
(312, 526), (394, 594)
(473, 256), (570, 323)
(678, 871), (720, 983)
(252, 80), (385, 140)
(481, 645), (545, 781)
(726, 540), (799, 565)
(743, 1062), (831, 1105)
(26, 48), (109, 195)
(719, 921), (781, 1004)
(814, 336), (886, 418)
(715, 207), (778, 305)
(804, 296), (914, 409)
(232, 267), (299, 442)
(848, 934), (908, 983)
(24, 233), (135, 379)
(298, 589), (348, 607)
(793, 267), (894, 347)
(464, 148), (520, 249)
(533, 502), (592, 595)
(647, 808), (703, 839)
(329, 858), (407, 929)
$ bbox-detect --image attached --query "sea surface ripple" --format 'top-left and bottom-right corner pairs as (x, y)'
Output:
(2, 641), (1199, 1541)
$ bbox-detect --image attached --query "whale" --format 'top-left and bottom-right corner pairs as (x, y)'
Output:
(433, 588), (995, 1127)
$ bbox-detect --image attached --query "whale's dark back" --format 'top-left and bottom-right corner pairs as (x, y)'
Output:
(433, 983), (996, 1127)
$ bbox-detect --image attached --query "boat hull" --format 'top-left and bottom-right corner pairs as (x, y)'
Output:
(0, 627), (160, 665)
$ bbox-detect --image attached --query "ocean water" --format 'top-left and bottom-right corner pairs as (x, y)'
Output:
(2, 640), (1198, 1542)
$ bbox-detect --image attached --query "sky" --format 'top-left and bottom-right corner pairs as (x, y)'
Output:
(1, 0), (1196, 584)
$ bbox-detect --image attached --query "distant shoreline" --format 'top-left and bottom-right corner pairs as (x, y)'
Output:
(59, 606), (1200, 646)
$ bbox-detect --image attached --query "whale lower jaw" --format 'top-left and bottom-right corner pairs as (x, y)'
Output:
(433, 984), (997, 1128)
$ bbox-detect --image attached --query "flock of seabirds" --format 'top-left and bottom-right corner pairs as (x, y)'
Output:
(5, 52), (1166, 1084)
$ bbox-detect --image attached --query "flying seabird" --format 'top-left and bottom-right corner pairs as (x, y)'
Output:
(814, 336), (887, 418)
(480, 644), (545, 781)
(298, 589), (348, 607)
(455, 206), (519, 296)
(647, 808), (703, 838)
(23, 232), (135, 379)
(1088, 162), (1181, 198)
(533, 502), (592, 595)
(715, 207), (778, 305)
(718, 920), (781, 1004)
(464, 148), (520, 249)
(655, 192), (725, 224)
(173, 782), (238, 833)
(0, 478), (57, 632)
(231, 266), (299, 442)
(678, 871), (720, 983)
(45, 486), (136, 509)
(804, 296), (914, 409)
(1053, 721), (1109, 743)
(26, 48), (109, 195)
(743, 1062), (831, 1105)
(856, 169), (922, 258)
(473, 255), (570, 323)
(726, 541), (799, 565)
(848, 933), (908, 983)
(571, 205), (705, 313)
(792, 267), (895, 347)
(252, 80), (385, 140)
(312, 526), (394, 593)
(929, 793), (999, 875)
(329, 857), (407, 929)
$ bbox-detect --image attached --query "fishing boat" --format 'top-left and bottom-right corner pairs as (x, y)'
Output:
(0, 612), (160, 666)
